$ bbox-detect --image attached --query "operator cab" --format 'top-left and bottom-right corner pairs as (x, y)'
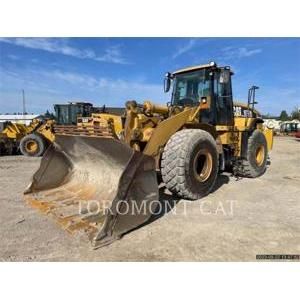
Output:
(54, 102), (93, 125)
(164, 62), (234, 126)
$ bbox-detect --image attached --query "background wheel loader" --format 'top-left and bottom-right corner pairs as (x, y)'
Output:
(24, 62), (273, 248)
(18, 102), (94, 157)
(0, 102), (92, 157)
(2, 102), (122, 157)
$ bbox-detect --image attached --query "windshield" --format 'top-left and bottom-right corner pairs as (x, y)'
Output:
(172, 69), (211, 106)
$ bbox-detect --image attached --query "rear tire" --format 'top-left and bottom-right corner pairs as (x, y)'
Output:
(20, 133), (47, 157)
(237, 129), (268, 178)
(161, 129), (219, 200)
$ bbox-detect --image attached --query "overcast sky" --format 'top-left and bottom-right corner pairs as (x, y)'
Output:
(0, 37), (299, 115)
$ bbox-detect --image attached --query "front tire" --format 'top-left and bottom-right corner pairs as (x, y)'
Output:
(20, 133), (47, 157)
(161, 129), (219, 200)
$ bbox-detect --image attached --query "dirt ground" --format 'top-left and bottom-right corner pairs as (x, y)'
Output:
(0, 136), (299, 261)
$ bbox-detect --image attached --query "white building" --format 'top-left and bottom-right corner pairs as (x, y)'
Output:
(0, 114), (41, 126)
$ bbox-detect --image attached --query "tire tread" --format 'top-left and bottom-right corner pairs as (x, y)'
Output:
(161, 129), (218, 199)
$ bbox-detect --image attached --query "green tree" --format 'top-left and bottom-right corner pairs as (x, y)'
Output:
(290, 107), (300, 120)
(43, 110), (55, 120)
(279, 110), (289, 121)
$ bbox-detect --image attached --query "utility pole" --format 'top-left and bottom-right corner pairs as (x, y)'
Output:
(22, 89), (26, 116)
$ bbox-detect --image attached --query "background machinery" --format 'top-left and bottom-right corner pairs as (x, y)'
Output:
(0, 101), (121, 157)
(24, 62), (273, 248)
(0, 102), (98, 156)
(0, 122), (29, 155)
(19, 101), (123, 157)
(18, 102), (94, 157)
(279, 121), (300, 136)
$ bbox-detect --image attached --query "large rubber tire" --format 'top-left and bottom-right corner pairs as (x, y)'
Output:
(237, 129), (268, 178)
(20, 133), (47, 157)
(0, 139), (16, 155)
(161, 129), (219, 200)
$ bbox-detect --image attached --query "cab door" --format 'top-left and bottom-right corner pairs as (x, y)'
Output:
(214, 69), (234, 126)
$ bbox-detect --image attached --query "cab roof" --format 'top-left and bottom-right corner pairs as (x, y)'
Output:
(172, 63), (214, 75)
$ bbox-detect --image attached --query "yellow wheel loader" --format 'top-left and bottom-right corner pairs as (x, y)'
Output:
(18, 119), (55, 157)
(24, 62), (273, 248)
(18, 102), (123, 157)
(18, 102), (94, 157)
(0, 102), (120, 157)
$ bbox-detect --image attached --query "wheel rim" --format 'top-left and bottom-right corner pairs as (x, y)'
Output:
(255, 145), (265, 166)
(25, 140), (38, 153)
(193, 149), (213, 183)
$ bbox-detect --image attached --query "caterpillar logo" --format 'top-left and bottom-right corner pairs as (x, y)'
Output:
(233, 105), (253, 118)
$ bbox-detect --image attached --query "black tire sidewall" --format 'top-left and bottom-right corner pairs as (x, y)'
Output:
(247, 130), (268, 176)
(20, 134), (45, 157)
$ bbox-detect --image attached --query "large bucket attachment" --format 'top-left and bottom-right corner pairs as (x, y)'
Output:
(24, 135), (159, 248)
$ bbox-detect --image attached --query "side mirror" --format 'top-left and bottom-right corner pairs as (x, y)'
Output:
(164, 73), (171, 93)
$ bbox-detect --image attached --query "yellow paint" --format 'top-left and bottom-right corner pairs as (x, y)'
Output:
(263, 128), (274, 151)
(143, 101), (169, 115)
(218, 131), (233, 145)
(255, 145), (265, 166)
(25, 140), (38, 153)
(1, 122), (28, 139)
(143, 107), (196, 157)
(90, 113), (123, 136)
(36, 120), (55, 142)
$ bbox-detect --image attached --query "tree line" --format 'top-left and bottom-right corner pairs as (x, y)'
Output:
(264, 107), (300, 121)
(279, 107), (300, 121)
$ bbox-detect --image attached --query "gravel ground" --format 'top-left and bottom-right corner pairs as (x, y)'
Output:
(0, 136), (299, 261)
